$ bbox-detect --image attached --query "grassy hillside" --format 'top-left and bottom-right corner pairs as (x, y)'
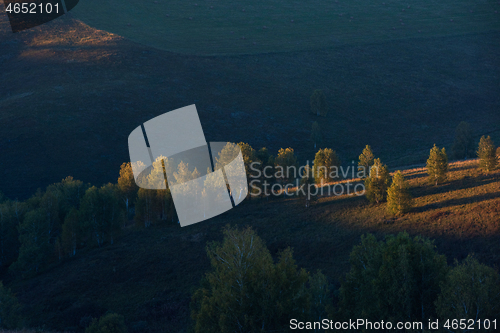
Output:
(1, 11), (499, 200)
(71, 0), (500, 55)
(6, 159), (499, 332)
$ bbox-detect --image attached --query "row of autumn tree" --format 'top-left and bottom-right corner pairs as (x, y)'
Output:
(360, 134), (498, 215)
(0, 133), (498, 278)
(191, 226), (500, 333)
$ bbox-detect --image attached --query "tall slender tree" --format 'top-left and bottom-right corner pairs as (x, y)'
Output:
(135, 157), (175, 226)
(477, 135), (497, 171)
(117, 162), (139, 216)
(80, 184), (124, 246)
(364, 158), (390, 204)
(313, 148), (340, 185)
(358, 145), (375, 178)
(436, 256), (500, 324)
(387, 171), (412, 215)
(426, 144), (449, 185)
(275, 148), (298, 195)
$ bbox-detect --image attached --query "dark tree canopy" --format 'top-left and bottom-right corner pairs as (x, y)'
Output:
(191, 226), (328, 333)
(338, 233), (448, 326)
(436, 256), (500, 324)
(310, 89), (327, 117)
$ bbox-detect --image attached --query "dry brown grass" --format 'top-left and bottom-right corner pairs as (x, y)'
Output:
(318, 159), (499, 238)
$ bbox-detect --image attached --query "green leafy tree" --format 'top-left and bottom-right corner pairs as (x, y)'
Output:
(310, 89), (327, 116)
(426, 144), (449, 185)
(10, 208), (52, 276)
(0, 281), (23, 329)
(80, 184), (125, 246)
(117, 162), (139, 216)
(364, 158), (390, 204)
(452, 121), (474, 159)
(358, 145), (375, 178)
(310, 121), (322, 149)
(387, 171), (412, 215)
(20, 178), (85, 257)
(477, 135), (497, 171)
(313, 148), (340, 185)
(275, 148), (298, 195)
(191, 226), (314, 333)
(338, 233), (448, 329)
(86, 313), (128, 333)
(308, 270), (330, 324)
(436, 256), (500, 326)
(52, 176), (88, 219)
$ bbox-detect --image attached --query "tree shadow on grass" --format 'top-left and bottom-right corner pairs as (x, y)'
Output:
(413, 191), (500, 213)
(411, 173), (499, 198)
(397, 161), (479, 181)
